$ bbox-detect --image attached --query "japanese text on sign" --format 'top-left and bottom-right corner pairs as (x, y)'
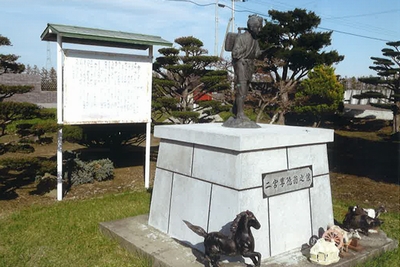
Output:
(262, 166), (313, 198)
(63, 49), (152, 125)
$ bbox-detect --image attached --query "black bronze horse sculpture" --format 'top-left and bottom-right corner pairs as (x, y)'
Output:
(184, 210), (261, 267)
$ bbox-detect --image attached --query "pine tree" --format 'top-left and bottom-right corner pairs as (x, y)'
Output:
(0, 35), (39, 136)
(152, 36), (230, 124)
(293, 65), (344, 126)
(355, 41), (400, 133)
(256, 8), (344, 124)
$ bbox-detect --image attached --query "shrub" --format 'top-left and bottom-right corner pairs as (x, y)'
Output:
(62, 125), (83, 143)
(35, 173), (57, 195)
(0, 157), (40, 172)
(39, 108), (56, 119)
(65, 156), (114, 186)
(36, 136), (53, 145)
(0, 102), (41, 135)
(90, 159), (114, 182)
(18, 137), (35, 144)
(219, 111), (234, 121)
(0, 143), (7, 155)
(6, 143), (35, 154)
(33, 120), (58, 135)
(37, 159), (57, 176)
(16, 123), (34, 137)
(68, 158), (94, 186)
(0, 157), (56, 176)
(7, 118), (53, 133)
(170, 111), (200, 124)
(16, 120), (57, 140)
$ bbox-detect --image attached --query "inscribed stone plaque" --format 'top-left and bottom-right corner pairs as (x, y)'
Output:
(262, 166), (313, 197)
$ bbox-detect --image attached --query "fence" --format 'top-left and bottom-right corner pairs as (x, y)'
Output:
(0, 73), (56, 108)
(344, 89), (391, 105)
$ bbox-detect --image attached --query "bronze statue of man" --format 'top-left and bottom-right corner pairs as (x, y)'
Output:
(223, 15), (263, 128)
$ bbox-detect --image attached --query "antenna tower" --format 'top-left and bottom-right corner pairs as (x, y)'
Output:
(46, 41), (52, 70)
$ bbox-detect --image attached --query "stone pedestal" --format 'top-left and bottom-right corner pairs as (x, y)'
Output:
(148, 123), (334, 262)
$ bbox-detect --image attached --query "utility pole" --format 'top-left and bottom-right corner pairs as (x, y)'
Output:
(231, 0), (235, 33)
(216, 0), (246, 56)
(232, 0), (246, 33)
(215, 0), (219, 56)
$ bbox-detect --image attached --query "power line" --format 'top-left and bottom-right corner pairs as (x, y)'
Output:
(218, 3), (269, 17)
(165, 0), (397, 42)
(233, 3), (397, 42)
(222, 4), (395, 42)
(325, 9), (400, 20)
(165, 0), (215, 7)
(247, 0), (399, 39)
(318, 27), (392, 42)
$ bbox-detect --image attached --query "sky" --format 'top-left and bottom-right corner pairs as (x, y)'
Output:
(1, 0), (399, 78)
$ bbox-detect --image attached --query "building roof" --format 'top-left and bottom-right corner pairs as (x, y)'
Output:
(40, 23), (172, 50)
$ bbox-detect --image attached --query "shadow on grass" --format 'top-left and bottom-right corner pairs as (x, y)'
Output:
(0, 169), (37, 200)
(0, 145), (159, 201)
(328, 133), (399, 185)
(319, 117), (391, 132)
(335, 118), (391, 132)
(72, 144), (159, 168)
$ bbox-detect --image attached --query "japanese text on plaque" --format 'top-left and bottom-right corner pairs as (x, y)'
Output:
(262, 166), (313, 198)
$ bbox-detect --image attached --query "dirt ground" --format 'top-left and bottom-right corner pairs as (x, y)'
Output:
(330, 172), (399, 213)
(0, 137), (159, 217)
(0, 136), (399, 218)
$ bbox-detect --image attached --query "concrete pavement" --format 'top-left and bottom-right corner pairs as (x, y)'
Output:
(99, 214), (398, 267)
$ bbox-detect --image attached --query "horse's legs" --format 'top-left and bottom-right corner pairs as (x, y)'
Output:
(206, 253), (220, 267)
(242, 251), (261, 267)
(210, 256), (220, 267)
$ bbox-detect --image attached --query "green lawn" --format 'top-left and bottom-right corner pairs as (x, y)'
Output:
(0, 190), (152, 267)
(332, 199), (399, 267)
(0, 190), (398, 267)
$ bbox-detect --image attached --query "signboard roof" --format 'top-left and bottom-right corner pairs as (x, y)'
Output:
(40, 23), (172, 50)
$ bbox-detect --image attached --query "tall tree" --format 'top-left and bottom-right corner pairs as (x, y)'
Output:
(25, 64), (41, 75)
(152, 36), (230, 124)
(293, 65), (344, 127)
(0, 35), (34, 98)
(0, 35), (25, 74)
(0, 35), (38, 136)
(355, 41), (400, 133)
(256, 8), (344, 124)
(48, 67), (57, 91)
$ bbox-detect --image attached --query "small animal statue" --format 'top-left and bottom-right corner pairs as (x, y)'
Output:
(345, 229), (361, 250)
(343, 205), (384, 235)
(363, 205), (387, 219)
(183, 210), (261, 267)
(328, 225), (361, 252)
(350, 204), (387, 219)
(351, 205), (366, 215)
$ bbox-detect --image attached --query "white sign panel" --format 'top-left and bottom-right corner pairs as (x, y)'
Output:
(63, 49), (152, 124)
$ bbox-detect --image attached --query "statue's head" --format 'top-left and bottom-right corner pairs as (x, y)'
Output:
(247, 15), (263, 35)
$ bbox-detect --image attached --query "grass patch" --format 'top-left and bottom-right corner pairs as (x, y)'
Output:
(0, 190), (152, 267)
(335, 130), (385, 142)
(333, 199), (400, 267)
(0, 191), (398, 266)
(6, 118), (55, 135)
(0, 120), (398, 266)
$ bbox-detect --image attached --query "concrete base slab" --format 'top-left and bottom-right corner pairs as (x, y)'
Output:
(99, 214), (398, 267)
